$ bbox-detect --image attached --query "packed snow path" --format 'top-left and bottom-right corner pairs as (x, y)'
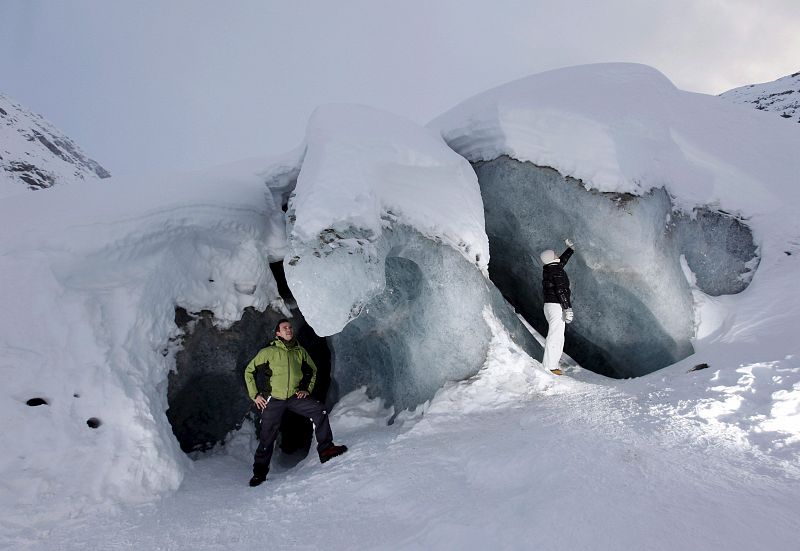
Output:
(6, 371), (798, 551)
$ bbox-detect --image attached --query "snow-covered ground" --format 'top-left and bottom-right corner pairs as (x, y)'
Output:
(4, 320), (799, 550)
(0, 153), (298, 513)
(2, 63), (800, 550)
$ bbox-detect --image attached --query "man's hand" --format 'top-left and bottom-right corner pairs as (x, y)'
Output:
(565, 238), (575, 249)
(254, 395), (269, 411)
(295, 390), (310, 399)
(563, 308), (574, 324)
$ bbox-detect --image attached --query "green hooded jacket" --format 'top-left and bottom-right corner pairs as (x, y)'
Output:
(243, 338), (318, 400)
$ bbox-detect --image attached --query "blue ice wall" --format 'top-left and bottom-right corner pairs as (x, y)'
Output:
(324, 226), (543, 410)
(473, 156), (758, 378)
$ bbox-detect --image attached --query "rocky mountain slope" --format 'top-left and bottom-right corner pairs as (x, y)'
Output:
(720, 70), (800, 123)
(0, 92), (110, 198)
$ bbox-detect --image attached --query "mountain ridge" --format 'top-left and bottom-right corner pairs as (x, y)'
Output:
(0, 92), (111, 198)
(720, 70), (800, 123)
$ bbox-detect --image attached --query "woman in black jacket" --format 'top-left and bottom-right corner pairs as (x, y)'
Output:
(540, 239), (575, 375)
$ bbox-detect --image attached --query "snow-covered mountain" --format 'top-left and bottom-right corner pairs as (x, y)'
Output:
(0, 92), (110, 198)
(2, 64), (800, 550)
(720, 70), (800, 123)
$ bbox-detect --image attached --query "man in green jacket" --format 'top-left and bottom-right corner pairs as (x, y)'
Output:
(244, 318), (347, 487)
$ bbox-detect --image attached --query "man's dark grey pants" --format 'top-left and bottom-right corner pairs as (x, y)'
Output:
(253, 396), (333, 475)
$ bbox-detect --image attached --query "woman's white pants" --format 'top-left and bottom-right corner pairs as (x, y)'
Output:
(542, 303), (566, 370)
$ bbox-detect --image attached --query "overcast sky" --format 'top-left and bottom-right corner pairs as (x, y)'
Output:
(1, 0), (798, 176)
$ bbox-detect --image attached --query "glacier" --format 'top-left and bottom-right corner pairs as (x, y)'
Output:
(285, 104), (541, 409)
(471, 156), (757, 377)
(326, 225), (542, 410)
(430, 63), (798, 377)
(2, 63), (800, 527)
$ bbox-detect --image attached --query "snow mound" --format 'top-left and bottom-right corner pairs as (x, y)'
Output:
(0, 153), (296, 513)
(429, 63), (800, 231)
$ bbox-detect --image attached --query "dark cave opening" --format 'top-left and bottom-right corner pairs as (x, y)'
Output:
(166, 262), (331, 460)
(473, 156), (759, 379)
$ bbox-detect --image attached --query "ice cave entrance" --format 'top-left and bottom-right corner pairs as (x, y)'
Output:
(474, 156), (759, 378)
(165, 158), (760, 454)
(166, 262), (331, 459)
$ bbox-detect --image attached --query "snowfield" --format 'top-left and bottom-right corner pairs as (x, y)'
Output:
(1, 63), (800, 550)
(5, 327), (799, 550)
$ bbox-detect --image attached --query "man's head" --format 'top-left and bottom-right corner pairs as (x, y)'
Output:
(274, 319), (294, 341)
(540, 249), (559, 265)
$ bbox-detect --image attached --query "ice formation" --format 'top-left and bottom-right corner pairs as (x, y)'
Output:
(286, 104), (540, 408)
(430, 63), (799, 377)
(472, 157), (757, 377)
(4, 62), (800, 524)
(327, 226), (541, 410)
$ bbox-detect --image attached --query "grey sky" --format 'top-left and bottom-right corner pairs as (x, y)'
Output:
(1, 0), (798, 176)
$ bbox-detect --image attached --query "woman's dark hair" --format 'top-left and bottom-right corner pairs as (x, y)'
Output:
(274, 318), (291, 334)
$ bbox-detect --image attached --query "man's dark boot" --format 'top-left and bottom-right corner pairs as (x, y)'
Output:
(249, 465), (269, 487)
(319, 444), (348, 464)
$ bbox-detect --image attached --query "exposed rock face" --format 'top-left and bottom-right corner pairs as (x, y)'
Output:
(166, 306), (330, 454)
(670, 208), (759, 296)
(720, 71), (800, 124)
(0, 92), (110, 197)
(473, 156), (758, 378)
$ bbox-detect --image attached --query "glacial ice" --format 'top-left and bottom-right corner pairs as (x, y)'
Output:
(323, 226), (542, 410)
(427, 63), (792, 377)
(285, 104), (540, 409)
(4, 62), (800, 522)
(286, 198), (543, 411)
(473, 157), (758, 378)
(670, 209), (759, 296)
(286, 104), (490, 338)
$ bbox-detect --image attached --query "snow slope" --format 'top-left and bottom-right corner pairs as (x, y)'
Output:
(0, 92), (110, 198)
(720, 70), (800, 124)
